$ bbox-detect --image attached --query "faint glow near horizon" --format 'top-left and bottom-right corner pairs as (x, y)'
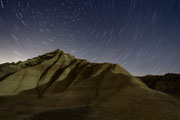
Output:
(0, 0), (180, 76)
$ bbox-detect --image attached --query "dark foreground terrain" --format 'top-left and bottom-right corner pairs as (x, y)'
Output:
(0, 49), (180, 120)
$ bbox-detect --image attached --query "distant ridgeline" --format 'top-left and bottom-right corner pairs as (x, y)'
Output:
(138, 74), (180, 94)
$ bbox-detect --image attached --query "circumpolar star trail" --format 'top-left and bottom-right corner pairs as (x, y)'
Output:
(0, 0), (180, 75)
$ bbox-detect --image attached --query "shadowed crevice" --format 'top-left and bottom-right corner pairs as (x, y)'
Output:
(39, 52), (63, 80)
(42, 60), (86, 94)
(95, 64), (113, 98)
(61, 62), (90, 91)
(36, 52), (63, 96)
(0, 72), (16, 82)
(38, 59), (78, 97)
(72, 63), (94, 86)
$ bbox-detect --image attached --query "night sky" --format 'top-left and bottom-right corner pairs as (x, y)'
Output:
(0, 0), (180, 75)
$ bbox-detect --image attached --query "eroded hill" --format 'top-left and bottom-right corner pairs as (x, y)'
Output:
(0, 49), (180, 120)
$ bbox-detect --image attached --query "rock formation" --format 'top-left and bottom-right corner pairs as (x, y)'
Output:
(0, 49), (180, 120)
(138, 73), (180, 100)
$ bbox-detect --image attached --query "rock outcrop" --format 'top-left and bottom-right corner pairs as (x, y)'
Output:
(0, 49), (180, 120)
(139, 74), (180, 93)
(138, 73), (180, 100)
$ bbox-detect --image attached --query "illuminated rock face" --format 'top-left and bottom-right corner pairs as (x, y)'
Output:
(0, 49), (180, 120)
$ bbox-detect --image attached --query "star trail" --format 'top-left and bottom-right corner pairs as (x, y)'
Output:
(0, 0), (180, 75)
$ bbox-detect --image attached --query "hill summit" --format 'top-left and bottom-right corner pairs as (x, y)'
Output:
(0, 49), (180, 120)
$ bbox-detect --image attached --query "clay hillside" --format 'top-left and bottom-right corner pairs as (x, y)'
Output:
(0, 49), (180, 120)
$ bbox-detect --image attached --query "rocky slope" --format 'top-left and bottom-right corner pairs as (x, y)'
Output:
(0, 49), (180, 120)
